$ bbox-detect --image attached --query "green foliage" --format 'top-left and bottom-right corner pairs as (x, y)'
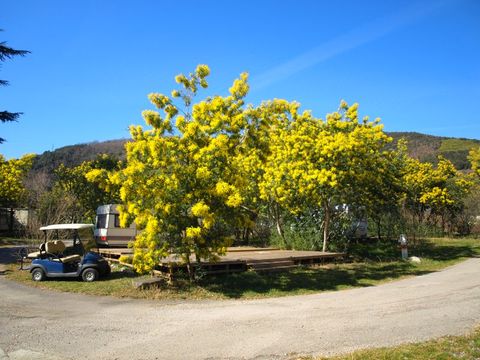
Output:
(368, 211), (406, 240)
(439, 150), (471, 170)
(269, 208), (356, 252)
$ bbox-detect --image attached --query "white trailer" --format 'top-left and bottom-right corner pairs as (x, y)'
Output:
(94, 204), (137, 247)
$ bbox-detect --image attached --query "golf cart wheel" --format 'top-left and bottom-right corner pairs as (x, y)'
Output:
(31, 268), (45, 282)
(82, 268), (99, 282)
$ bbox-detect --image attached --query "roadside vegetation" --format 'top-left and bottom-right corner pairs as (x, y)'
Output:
(5, 237), (479, 300)
(300, 326), (480, 360)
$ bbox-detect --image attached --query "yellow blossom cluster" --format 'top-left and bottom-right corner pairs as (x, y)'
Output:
(468, 147), (480, 178)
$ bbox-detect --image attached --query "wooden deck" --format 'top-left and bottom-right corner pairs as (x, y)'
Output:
(96, 246), (345, 274)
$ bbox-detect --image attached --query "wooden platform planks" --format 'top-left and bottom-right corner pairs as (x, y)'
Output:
(95, 247), (345, 274)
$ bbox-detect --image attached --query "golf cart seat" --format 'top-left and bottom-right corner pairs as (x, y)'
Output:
(61, 254), (81, 263)
(26, 243), (46, 259)
(45, 240), (81, 262)
(46, 240), (66, 255)
(26, 251), (41, 259)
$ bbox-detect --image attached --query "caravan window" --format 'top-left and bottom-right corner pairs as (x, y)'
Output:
(96, 214), (107, 229)
(114, 214), (121, 228)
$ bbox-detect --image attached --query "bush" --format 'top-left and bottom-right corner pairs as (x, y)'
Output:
(268, 208), (356, 252)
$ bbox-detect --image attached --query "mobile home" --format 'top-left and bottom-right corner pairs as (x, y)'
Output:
(94, 204), (137, 247)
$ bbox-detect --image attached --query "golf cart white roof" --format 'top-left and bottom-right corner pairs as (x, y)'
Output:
(39, 224), (94, 231)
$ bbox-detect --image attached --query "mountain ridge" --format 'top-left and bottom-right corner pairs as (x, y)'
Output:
(30, 132), (480, 173)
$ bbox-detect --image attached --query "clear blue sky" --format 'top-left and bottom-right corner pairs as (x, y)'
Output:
(1, 0), (479, 159)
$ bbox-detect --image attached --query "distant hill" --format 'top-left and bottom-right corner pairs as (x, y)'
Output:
(31, 139), (128, 174)
(388, 132), (480, 170)
(29, 132), (480, 174)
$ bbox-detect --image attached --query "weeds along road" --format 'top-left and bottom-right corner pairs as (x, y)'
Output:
(0, 256), (479, 360)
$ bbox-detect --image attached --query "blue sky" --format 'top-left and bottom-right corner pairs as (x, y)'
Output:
(1, 0), (479, 159)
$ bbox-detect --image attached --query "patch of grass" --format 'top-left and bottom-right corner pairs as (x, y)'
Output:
(0, 237), (38, 246)
(439, 138), (479, 152)
(5, 237), (480, 300)
(298, 327), (480, 359)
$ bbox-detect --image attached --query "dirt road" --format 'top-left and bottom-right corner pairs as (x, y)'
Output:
(0, 252), (479, 359)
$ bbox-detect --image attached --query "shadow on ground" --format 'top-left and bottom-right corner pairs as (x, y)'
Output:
(195, 262), (432, 299)
(414, 242), (479, 261)
(0, 246), (22, 265)
(348, 238), (479, 262)
(0, 247), (21, 276)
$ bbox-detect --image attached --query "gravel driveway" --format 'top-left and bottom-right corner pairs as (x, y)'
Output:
(0, 248), (479, 360)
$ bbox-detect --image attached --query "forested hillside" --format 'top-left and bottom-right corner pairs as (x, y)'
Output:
(31, 139), (127, 174)
(388, 132), (480, 170)
(29, 132), (480, 173)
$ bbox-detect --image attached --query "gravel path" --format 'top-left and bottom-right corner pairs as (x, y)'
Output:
(0, 250), (479, 360)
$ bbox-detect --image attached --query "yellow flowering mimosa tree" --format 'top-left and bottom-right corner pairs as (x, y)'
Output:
(0, 153), (34, 231)
(259, 101), (392, 251)
(112, 65), (260, 277)
(0, 154), (34, 206)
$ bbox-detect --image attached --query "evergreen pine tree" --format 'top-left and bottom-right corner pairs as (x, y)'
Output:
(1, 30), (29, 143)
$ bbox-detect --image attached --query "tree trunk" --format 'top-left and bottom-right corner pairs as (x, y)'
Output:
(243, 227), (250, 244)
(184, 250), (194, 282)
(276, 217), (284, 241)
(441, 213), (446, 234)
(273, 203), (285, 244)
(376, 217), (381, 241)
(411, 210), (417, 242)
(186, 262), (194, 282)
(167, 264), (174, 285)
(322, 205), (330, 252)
